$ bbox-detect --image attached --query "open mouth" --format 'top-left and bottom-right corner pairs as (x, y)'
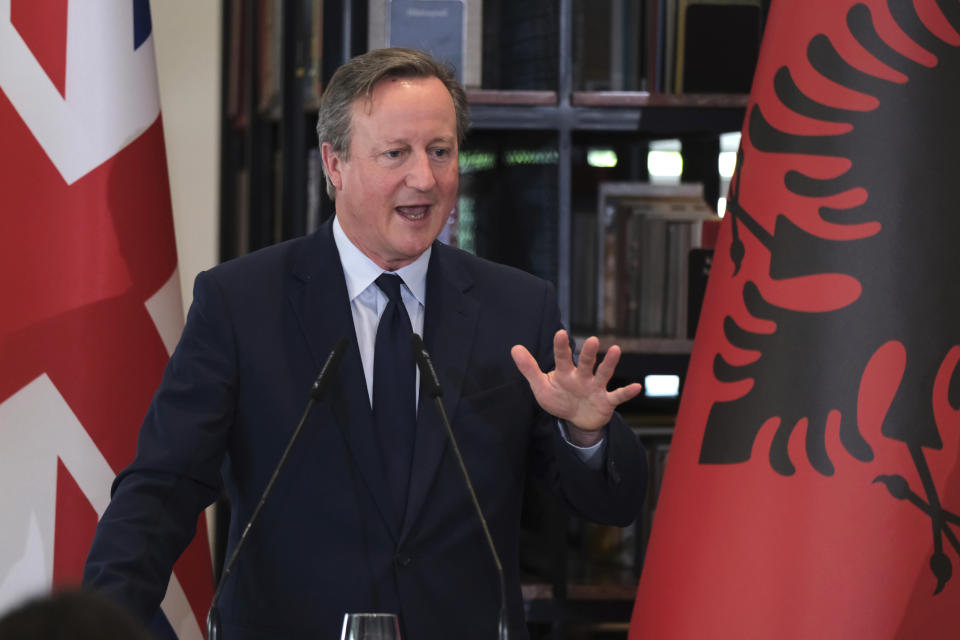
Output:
(396, 205), (429, 221)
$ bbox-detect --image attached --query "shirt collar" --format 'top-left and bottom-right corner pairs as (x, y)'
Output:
(332, 214), (430, 306)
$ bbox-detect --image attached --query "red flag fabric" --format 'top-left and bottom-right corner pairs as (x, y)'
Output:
(0, 1), (212, 637)
(631, 0), (960, 637)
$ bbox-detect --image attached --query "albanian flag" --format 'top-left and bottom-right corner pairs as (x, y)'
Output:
(0, 1), (212, 637)
(630, 0), (960, 637)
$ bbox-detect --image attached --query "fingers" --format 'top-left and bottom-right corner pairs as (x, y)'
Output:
(554, 330), (575, 375)
(593, 343), (621, 387)
(608, 382), (644, 406)
(576, 335), (599, 378)
(510, 344), (543, 387)
(573, 337), (620, 389)
(581, 339), (644, 407)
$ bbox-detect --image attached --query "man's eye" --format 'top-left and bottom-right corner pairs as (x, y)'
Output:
(384, 150), (403, 159)
(431, 148), (450, 159)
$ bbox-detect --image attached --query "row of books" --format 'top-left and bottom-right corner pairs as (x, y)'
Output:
(227, 147), (324, 258)
(575, 0), (765, 94)
(225, 0), (324, 127)
(227, 0), (484, 126)
(572, 182), (719, 340)
(224, 0), (763, 118)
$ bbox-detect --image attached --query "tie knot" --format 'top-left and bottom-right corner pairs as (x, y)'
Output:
(375, 273), (405, 304)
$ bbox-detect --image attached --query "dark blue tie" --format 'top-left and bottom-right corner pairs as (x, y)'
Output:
(373, 273), (417, 526)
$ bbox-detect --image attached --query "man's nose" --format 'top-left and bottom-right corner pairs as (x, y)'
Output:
(404, 151), (437, 191)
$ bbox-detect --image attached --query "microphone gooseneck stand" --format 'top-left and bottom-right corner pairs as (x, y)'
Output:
(410, 333), (510, 640)
(207, 336), (348, 640)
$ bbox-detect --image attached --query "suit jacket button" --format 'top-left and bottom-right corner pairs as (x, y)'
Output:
(396, 553), (412, 567)
(607, 459), (621, 486)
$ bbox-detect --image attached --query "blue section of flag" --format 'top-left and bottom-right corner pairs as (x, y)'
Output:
(149, 608), (180, 639)
(133, 0), (152, 49)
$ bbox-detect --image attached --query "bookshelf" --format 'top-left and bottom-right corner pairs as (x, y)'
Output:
(219, 0), (768, 636)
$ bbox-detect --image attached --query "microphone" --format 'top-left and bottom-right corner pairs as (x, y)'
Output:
(207, 336), (349, 640)
(409, 333), (510, 640)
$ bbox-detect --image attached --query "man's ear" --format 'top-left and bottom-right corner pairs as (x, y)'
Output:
(321, 142), (343, 191)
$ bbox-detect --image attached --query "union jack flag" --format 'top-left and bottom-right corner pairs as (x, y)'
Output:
(0, 1), (212, 637)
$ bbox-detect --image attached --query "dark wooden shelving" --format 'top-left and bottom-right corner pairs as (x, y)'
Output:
(467, 89), (558, 105)
(572, 91), (749, 108)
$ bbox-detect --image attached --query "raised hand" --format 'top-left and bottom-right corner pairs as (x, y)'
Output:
(510, 330), (643, 446)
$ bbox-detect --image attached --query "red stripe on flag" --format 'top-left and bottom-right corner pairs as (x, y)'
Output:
(52, 459), (99, 587)
(0, 109), (176, 471)
(0, 90), (133, 343)
(10, 0), (69, 98)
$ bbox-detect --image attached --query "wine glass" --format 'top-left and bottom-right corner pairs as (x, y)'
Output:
(340, 613), (402, 640)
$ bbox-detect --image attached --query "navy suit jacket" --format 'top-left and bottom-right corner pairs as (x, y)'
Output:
(84, 219), (647, 639)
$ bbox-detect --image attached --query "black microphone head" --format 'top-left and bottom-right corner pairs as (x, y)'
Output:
(410, 333), (443, 398)
(310, 336), (348, 400)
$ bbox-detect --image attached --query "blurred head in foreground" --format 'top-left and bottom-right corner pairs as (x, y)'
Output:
(0, 588), (153, 640)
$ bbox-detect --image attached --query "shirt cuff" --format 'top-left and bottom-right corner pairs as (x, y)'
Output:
(557, 420), (606, 470)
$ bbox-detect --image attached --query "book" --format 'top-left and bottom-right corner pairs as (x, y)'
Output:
(303, 0), (324, 110)
(368, 0), (482, 88)
(225, 0), (247, 126)
(595, 182), (719, 340)
(638, 216), (668, 336)
(256, 0), (282, 117)
(646, 0), (664, 92)
(572, 0), (645, 91)
(306, 148), (321, 234)
(570, 207), (597, 332)
(663, 0), (678, 93)
(674, 0), (764, 93)
(235, 168), (250, 257)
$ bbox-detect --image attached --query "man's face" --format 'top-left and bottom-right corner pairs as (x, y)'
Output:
(324, 75), (459, 271)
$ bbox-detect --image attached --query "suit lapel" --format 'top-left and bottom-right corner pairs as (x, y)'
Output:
(288, 221), (398, 542)
(401, 244), (480, 540)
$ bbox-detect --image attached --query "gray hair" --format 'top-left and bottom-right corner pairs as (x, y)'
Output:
(316, 47), (470, 199)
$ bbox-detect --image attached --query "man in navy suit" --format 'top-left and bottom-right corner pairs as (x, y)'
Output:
(84, 47), (647, 639)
